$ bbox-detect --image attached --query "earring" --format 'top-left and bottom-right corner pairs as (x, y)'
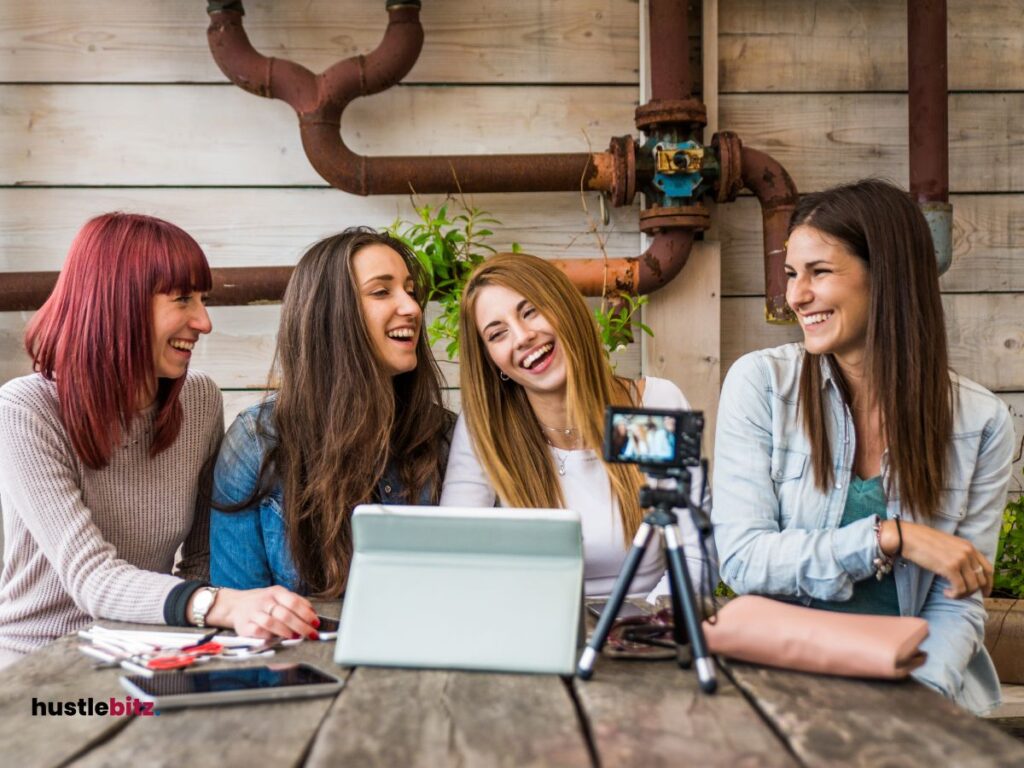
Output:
(499, 371), (510, 381)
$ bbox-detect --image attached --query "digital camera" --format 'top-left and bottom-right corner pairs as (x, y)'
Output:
(602, 406), (703, 468)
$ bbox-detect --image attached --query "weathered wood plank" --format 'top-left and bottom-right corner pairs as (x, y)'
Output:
(69, 637), (346, 768)
(0, 83), (637, 186)
(0, 0), (652, 85)
(0, 304), (642, 390)
(644, 241), (721, 460)
(1006, 393), (1024, 497)
(718, 194), (1024, 296)
(0, 633), (132, 768)
(0, 188), (640, 273)
(306, 667), (591, 768)
(719, 0), (1024, 93)
(721, 294), (1024, 394)
(719, 93), (1024, 194)
(573, 659), (796, 767)
(724, 661), (1024, 768)
(6, 89), (1021, 193)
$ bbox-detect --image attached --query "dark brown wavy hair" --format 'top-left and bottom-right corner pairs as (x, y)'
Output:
(235, 228), (450, 597)
(790, 178), (952, 519)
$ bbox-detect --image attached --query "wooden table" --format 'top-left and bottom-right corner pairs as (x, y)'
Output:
(3, 603), (1023, 768)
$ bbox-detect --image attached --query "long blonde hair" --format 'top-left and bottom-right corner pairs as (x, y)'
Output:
(459, 252), (645, 542)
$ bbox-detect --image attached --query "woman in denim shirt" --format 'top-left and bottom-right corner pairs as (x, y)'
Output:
(210, 229), (452, 597)
(713, 179), (1013, 714)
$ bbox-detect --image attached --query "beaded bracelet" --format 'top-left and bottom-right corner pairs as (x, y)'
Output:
(873, 516), (894, 580)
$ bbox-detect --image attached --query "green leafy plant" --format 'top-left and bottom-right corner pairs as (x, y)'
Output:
(994, 471), (1024, 598)
(595, 293), (653, 356)
(389, 195), (654, 361)
(388, 198), (504, 360)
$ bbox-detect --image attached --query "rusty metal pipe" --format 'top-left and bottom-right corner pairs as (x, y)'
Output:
(908, 0), (948, 205)
(553, 229), (695, 297)
(1, 229), (695, 311)
(2, 268), (294, 311)
(740, 146), (799, 323)
(207, 2), (616, 197)
(301, 127), (613, 195)
(908, 0), (952, 274)
(649, 0), (692, 102)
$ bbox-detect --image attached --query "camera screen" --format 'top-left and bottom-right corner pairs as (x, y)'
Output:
(603, 406), (703, 467)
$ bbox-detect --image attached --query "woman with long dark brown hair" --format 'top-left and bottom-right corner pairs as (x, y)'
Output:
(0, 213), (317, 670)
(712, 179), (1014, 714)
(210, 228), (451, 597)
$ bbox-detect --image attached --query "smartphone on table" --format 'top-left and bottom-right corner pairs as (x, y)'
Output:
(119, 663), (343, 710)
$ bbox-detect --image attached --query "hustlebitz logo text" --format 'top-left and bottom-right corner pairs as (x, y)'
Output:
(31, 696), (158, 717)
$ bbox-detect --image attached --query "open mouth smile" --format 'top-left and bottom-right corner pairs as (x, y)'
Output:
(520, 342), (555, 372)
(799, 311), (833, 328)
(386, 327), (417, 343)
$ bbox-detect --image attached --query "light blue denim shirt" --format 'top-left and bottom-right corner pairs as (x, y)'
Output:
(210, 397), (443, 594)
(713, 343), (1014, 714)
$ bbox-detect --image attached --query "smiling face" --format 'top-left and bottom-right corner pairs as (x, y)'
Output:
(150, 290), (212, 381)
(473, 283), (567, 398)
(785, 225), (871, 369)
(352, 243), (422, 377)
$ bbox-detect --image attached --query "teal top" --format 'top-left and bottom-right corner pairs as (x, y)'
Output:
(810, 476), (900, 616)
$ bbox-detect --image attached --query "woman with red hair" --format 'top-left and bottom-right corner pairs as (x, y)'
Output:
(0, 213), (317, 668)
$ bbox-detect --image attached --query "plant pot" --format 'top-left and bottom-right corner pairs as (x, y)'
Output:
(985, 597), (1024, 684)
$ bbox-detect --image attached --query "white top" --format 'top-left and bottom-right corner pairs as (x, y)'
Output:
(440, 377), (712, 600)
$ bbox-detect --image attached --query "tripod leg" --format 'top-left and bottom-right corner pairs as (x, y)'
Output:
(667, 559), (692, 669)
(663, 523), (717, 693)
(576, 521), (655, 680)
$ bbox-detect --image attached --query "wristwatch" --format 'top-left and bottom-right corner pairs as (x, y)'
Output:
(190, 586), (221, 628)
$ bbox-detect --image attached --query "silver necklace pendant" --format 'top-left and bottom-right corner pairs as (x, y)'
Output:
(546, 437), (570, 476)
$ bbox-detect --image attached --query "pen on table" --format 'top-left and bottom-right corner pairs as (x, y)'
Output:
(78, 644), (154, 677)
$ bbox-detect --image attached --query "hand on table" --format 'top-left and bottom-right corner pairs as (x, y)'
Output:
(202, 585), (320, 640)
(880, 519), (993, 598)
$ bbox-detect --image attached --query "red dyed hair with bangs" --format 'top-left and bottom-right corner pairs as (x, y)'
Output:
(25, 212), (212, 470)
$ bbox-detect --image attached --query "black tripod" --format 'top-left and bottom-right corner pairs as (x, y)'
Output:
(576, 464), (717, 693)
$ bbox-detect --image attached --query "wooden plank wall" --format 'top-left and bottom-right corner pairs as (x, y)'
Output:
(714, 0), (1024, 491)
(0, 0), (667, 426)
(0, 1), (1020, 488)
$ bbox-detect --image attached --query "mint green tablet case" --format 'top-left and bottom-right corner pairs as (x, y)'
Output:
(334, 505), (584, 675)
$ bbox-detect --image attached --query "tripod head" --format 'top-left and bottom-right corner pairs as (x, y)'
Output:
(637, 462), (712, 537)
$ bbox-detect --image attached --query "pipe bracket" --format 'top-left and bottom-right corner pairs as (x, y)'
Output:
(711, 131), (744, 203)
(608, 135), (637, 207)
(639, 203), (710, 234)
(635, 98), (707, 132)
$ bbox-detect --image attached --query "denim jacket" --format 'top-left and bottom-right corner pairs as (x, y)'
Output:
(713, 343), (1014, 714)
(210, 397), (448, 594)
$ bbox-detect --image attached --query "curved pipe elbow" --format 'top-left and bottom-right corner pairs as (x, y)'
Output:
(549, 229), (695, 298)
(206, 8), (318, 111)
(740, 146), (799, 323)
(637, 229), (695, 294)
(320, 5), (423, 109)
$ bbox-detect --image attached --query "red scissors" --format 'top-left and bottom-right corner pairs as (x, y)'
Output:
(143, 641), (224, 671)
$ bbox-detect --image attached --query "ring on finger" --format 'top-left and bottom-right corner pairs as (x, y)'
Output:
(973, 566), (985, 575)
(265, 603), (276, 618)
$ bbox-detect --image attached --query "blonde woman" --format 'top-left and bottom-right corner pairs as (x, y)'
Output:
(440, 252), (712, 599)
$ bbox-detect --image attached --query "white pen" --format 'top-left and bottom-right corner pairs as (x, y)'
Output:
(78, 643), (154, 678)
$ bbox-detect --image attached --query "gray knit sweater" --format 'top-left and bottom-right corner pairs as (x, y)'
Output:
(0, 370), (222, 655)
